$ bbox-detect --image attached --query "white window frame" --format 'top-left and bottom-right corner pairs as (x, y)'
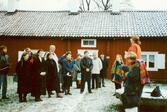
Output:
(81, 39), (97, 48)
(141, 52), (158, 71)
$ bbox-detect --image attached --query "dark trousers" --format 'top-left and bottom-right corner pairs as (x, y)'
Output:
(100, 72), (105, 87)
(81, 73), (92, 93)
(55, 75), (61, 94)
(92, 74), (100, 89)
(0, 74), (7, 97)
(64, 76), (72, 92)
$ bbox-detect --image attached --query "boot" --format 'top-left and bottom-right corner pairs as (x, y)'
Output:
(23, 94), (27, 102)
(67, 90), (72, 95)
(35, 96), (42, 102)
(65, 90), (68, 95)
(19, 94), (23, 103)
(57, 93), (63, 98)
(2, 96), (9, 99)
(23, 97), (27, 102)
(48, 91), (51, 98)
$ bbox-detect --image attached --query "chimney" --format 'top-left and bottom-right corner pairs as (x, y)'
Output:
(68, 0), (80, 15)
(112, 0), (121, 14)
(7, 0), (16, 12)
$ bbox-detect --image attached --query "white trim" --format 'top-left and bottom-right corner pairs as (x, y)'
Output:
(157, 54), (166, 69)
(81, 39), (97, 48)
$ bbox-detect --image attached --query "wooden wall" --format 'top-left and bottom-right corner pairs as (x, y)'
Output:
(0, 36), (167, 81)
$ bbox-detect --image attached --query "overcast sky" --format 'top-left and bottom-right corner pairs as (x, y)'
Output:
(1, 0), (167, 11)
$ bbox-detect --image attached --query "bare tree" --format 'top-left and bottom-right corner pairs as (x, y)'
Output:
(79, 0), (91, 11)
(79, 0), (133, 11)
(93, 0), (112, 11)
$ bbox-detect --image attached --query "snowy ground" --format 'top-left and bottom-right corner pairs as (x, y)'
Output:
(0, 76), (122, 112)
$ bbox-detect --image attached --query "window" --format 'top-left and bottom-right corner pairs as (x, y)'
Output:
(142, 52), (166, 71)
(81, 39), (96, 48)
(142, 52), (158, 71)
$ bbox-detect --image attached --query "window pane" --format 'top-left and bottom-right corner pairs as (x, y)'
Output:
(89, 41), (94, 45)
(149, 55), (155, 68)
(83, 41), (89, 45)
(142, 55), (147, 65)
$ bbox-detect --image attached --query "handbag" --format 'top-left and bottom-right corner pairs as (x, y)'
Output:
(151, 86), (161, 97)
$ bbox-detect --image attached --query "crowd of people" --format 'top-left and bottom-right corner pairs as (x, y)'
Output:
(0, 36), (148, 110)
(0, 44), (109, 102)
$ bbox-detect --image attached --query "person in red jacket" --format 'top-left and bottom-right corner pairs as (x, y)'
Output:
(128, 36), (142, 60)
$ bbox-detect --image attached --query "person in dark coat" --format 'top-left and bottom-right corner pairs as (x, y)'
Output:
(0, 45), (9, 99)
(99, 54), (108, 87)
(121, 51), (141, 108)
(62, 53), (74, 95)
(16, 52), (32, 102)
(48, 45), (62, 97)
(80, 51), (93, 94)
(46, 53), (63, 98)
(31, 50), (47, 102)
(59, 50), (71, 92)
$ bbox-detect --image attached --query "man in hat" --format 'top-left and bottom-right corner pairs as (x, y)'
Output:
(121, 51), (142, 109)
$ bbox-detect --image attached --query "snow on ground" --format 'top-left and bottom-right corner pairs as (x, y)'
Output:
(75, 83), (121, 112)
(0, 76), (121, 112)
(142, 83), (167, 99)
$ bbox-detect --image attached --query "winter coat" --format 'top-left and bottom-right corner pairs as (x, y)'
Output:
(62, 59), (75, 77)
(31, 56), (47, 96)
(111, 61), (124, 84)
(0, 53), (9, 74)
(91, 58), (103, 74)
(74, 59), (81, 80)
(123, 63), (141, 96)
(16, 60), (32, 94)
(45, 59), (60, 92)
(121, 62), (142, 108)
(80, 57), (93, 75)
(100, 58), (108, 75)
(128, 43), (142, 59)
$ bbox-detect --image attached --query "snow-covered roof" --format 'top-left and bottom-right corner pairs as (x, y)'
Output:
(0, 10), (167, 38)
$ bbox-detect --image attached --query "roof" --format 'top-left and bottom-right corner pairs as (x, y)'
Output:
(0, 10), (167, 38)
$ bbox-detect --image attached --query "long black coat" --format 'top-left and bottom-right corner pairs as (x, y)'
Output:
(46, 59), (60, 92)
(80, 57), (93, 75)
(16, 60), (32, 94)
(31, 56), (47, 96)
(100, 58), (108, 75)
(0, 53), (9, 74)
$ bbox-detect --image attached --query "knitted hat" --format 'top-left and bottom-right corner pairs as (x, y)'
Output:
(126, 51), (137, 60)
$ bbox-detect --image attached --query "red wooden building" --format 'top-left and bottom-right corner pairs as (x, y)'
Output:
(0, 10), (167, 81)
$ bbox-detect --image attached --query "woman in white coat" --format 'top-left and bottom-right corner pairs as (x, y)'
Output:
(91, 52), (103, 89)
